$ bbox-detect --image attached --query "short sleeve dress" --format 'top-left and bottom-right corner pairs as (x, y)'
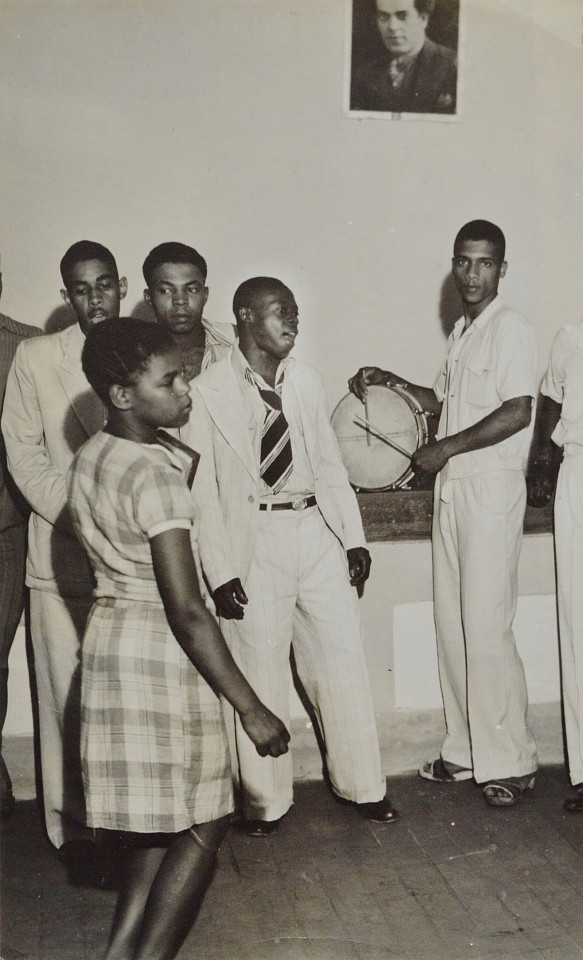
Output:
(67, 430), (233, 834)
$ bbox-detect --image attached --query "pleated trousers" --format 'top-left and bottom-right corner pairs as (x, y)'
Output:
(432, 471), (537, 784)
(554, 452), (583, 786)
(0, 524), (27, 747)
(221, 505), (385, 821)
(29, 589), (92, 848)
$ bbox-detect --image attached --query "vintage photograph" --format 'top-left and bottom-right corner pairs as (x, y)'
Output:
(346, 0), (461, 119)
(1, 1), (583, 958)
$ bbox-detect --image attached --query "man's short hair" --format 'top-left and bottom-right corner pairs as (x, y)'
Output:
(454, 220), (506, 262)
(142, 242), (208, 287)
(413, 0), (436, 16)
(232, 277), (287, 322)
(60, 241), (118, 288)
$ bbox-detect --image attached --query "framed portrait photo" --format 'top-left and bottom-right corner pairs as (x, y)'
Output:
(344, 0), (462, 121)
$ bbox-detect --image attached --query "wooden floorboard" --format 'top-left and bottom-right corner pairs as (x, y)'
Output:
(3, 768), (583, 960)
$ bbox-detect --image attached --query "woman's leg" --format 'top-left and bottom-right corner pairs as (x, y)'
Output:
(104, 841), (167, 960)
(133, 816), (231, 960)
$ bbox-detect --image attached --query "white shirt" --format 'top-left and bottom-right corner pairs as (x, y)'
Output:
(232, 346), (315, 501)
(541, 323), (583, 453)
(433, 297), (536, 481)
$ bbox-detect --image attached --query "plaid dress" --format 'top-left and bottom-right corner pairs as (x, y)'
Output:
(67, 431), (233, 833)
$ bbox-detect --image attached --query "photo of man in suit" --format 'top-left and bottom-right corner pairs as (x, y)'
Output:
(1, 241), (126, 857)
(184, 276), (399, 837)
(349, 0), (458, 116)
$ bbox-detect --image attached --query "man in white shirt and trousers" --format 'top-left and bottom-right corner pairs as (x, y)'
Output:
(350, 220), (538, 807)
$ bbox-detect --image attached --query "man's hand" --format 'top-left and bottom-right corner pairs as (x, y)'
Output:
(239, 704), (291, 758)
(411, 439), (451, 476)
(213, 578), (248, 619)
(527, 471), (556, 508)
(347, 547), (372, 586)
(348, 367), (391, 402)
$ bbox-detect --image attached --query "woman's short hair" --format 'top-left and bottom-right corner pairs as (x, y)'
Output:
(82, 317), (174, 404)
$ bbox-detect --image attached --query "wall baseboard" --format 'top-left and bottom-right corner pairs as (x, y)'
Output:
(4, 701), (565, 803)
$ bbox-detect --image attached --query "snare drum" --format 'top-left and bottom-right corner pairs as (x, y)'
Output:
(331, 384), (429, 491)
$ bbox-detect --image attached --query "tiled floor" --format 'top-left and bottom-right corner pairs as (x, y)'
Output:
(2, 767), (583, 960)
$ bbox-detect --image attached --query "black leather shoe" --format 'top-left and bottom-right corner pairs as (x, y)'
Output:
(0, 788), (15, 821)
(244, 818), (280, 837)
(564, 785), (583, 813)
(356, 796), (400, 823)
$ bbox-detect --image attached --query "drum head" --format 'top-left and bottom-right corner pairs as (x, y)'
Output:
(331, 384), (427, 491)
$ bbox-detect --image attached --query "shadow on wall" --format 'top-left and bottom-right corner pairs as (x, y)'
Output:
(44, 305), (75, 334)
(129, 300), (153, 322)
(439, 272), (459, 338)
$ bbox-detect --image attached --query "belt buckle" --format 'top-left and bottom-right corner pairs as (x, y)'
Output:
(292, 497), (307, 511)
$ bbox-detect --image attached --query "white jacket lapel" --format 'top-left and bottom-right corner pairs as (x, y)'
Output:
(197, 363), (258, 482)
(56, 325), (105, 438)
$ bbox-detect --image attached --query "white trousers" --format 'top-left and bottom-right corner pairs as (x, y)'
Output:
(221, 507), (385, 821)
(30, 589), (92, 848)
(555, 453), (583, 786)
(432, 471), (537, 784)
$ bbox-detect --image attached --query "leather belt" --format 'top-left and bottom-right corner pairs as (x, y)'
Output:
(259, 495), (317, 512)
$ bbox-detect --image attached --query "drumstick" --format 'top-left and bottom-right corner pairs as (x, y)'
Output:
(354, 416), (412, 459)
(363, 394), (372, 446)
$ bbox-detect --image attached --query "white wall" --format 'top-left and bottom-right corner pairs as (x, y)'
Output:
(1, 0), (581, 775)
(1, 0), (582, 395)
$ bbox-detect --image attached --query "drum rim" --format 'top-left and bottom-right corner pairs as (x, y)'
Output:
(330, 383), (429, 491)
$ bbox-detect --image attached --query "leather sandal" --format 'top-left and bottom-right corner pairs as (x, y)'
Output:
(563, 784), (583, 813)
(483, 774), (536, 807)
(419, 756), (473, 783)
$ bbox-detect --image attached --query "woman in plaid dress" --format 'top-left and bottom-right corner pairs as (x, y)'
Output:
(67, 318), (289, 960)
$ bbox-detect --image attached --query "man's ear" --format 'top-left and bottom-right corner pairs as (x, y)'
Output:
(143, 288), (152, 307)
(238, 306), (253, 325)
(109, 383), (133, 411)
(500, 261), (508, 279)
(119, 277), (128, 301)
(60, 287), (71, 306)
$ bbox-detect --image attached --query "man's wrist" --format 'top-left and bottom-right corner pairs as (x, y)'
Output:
(383, 373), (409, 391)
(532, 450), (557, 471)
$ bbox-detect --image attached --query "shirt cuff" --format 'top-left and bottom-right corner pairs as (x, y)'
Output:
(147, 518), (192, 538)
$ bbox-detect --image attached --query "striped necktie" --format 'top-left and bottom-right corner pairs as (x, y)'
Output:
(246, 369), (293, 493)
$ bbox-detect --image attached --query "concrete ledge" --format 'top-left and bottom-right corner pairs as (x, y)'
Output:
(292, 701), (564, 781)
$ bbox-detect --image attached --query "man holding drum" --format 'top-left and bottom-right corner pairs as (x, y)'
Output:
(349, 220), (538, 808)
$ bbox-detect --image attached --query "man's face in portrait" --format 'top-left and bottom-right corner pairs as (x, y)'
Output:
(375, 0), (429, 58)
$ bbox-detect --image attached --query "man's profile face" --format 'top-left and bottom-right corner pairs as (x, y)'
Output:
(246, 286), (299, 362)
(375, 0), (429, 58)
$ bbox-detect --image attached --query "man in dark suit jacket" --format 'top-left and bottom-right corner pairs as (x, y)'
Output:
(351, 0), (457, 114)
(0, 259), (43, 819)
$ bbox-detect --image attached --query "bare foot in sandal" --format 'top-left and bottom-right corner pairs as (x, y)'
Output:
(483, 774), (536, 807)
(419, 756), (473, 782)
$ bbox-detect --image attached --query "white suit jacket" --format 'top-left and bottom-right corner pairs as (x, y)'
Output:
(2, 323), (102, 596)
(186, 349), (366, 592)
